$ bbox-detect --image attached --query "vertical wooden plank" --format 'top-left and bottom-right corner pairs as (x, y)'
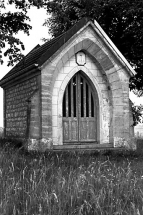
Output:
(80, 76), (83, 117)
(68, 82), (71, 117)
(77, 73), (80, 118)
(86, 83), (89, 117)
(83, 79), (86, 118)
(80, 119), (87, 140)
(73, 76), (77, 117)
(77, 73), (80, 141)
(91, 93), (94, 117)
(71, 78), (73, 118)
(89, 87), (91, 117)
(76, 74), (79, 141)
(71, 120), (78, 141)
(63, 121), (69, 141)
(89, 120), (96, 140)
(66, 86), (68, 117)
(69, 118), (71, 141)
(86, 86), (91, 140)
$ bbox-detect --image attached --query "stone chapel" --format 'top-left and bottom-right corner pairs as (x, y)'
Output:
(0, 17), (136, 151)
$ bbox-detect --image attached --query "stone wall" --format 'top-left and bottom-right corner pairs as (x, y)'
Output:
(5, 76), (39, 138)
(41, 25), (131, 146)
(28, 90), (40, 139)
(41, 53), (111, 145)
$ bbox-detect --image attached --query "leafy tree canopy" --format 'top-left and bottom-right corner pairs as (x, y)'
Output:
(1, 0), (143, 124)
(42, 0), (143, 95)
(42, 0), (143, 124)
(0, 0), (43, 66)
(1, 0), (143, 94)
(132, 104), (143, 126)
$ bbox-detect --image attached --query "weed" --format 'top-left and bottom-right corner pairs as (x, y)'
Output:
(0, 146), (143, 214)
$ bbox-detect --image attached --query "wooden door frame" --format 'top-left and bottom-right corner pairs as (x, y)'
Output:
(62, 70), (99, 144)
(52, 66), (103, 146)
(78, 71), (100, 142)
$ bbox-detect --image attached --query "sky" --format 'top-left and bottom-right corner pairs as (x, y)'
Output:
(0, 5), (143, 127)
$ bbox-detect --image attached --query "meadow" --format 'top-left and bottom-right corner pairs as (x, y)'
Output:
(0, 140), (143, 215)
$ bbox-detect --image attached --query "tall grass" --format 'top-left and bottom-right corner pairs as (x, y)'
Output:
(1, 145), (143, 215)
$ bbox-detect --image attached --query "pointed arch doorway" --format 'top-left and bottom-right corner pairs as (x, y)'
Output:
(62, 71), (99, 144)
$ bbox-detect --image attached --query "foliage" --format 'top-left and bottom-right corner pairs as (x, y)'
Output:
(0, 137), (24, 149)
(1, 147), (143, 214)
(1, 0), (143, 92)
(1, 0), (143, 125)
(1, 0), (143, 91)
(0, 0), (43, 66)
(43, 0), (143, 95)
(132, 103), (143, 126)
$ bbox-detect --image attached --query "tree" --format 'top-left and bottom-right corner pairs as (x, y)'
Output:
(43, 0), (143, 95)
(0, 0), (43, 66)
(1, 0), (143, 93)
(132, 104), (143, 126)
(1, 0), (143, 124)
(42, 0), (143, 124)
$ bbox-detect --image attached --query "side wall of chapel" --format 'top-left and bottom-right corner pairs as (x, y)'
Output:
(4, 75), (40, 140)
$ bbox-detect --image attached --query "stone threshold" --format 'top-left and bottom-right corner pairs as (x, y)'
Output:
(52, 143), (117, 151)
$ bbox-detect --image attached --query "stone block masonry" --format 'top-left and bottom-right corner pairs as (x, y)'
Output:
(5, 76), (39, 138)
(28, 90), (40, 139)
(0, 18), (135, 152)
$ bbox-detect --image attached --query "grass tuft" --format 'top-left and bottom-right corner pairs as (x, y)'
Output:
(1, 143), (143, 214)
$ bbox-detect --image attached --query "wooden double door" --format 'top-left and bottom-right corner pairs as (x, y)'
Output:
(63, 71), (97, 144)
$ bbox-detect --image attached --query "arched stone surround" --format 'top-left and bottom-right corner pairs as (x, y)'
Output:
(41, 27), (130, 146)
(54, 66), (104, 145)
(51, 52), (113, 145)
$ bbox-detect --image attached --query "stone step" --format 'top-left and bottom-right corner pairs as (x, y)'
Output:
(53, 143), (116, 151)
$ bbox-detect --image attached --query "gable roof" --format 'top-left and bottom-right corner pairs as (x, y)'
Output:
(1, 32), (66, 82)
(0, 17), (135, 87)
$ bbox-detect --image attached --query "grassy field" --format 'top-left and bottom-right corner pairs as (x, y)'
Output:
(1, 142), (143, 215)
